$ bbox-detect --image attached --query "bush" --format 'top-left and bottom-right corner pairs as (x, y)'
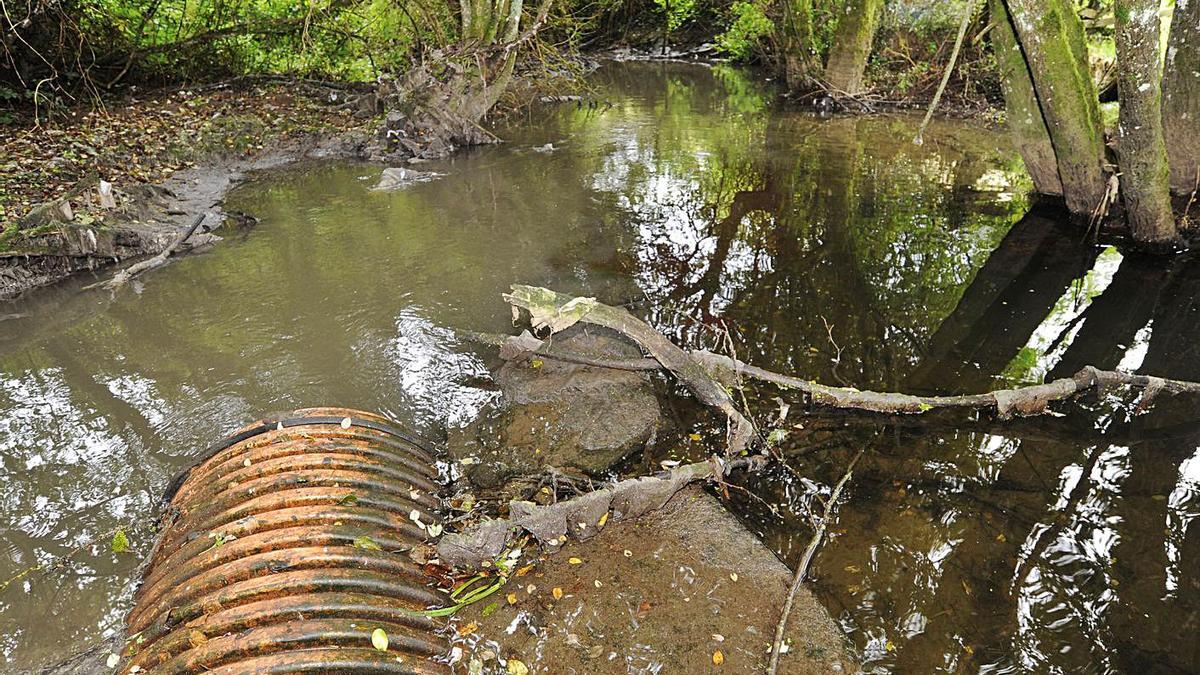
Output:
(716, 1), (774, 61)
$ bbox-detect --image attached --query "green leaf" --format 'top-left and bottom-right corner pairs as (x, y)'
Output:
(111, 529), (130, 554)
(353, 535), (382, 551)
(337, 493), (359, 506)
(371, 627), (389, 651)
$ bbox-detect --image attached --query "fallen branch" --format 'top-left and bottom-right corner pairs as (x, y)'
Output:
(503, 285), (755, 454)
(691, 352), (1200, 418)
(83, 213), (207, 291)
(471, 325), (1200, 419)
(768, 449), (863, 675)
(437, 455), (763, 569)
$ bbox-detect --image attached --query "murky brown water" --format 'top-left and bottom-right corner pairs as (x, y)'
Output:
(0, 61), (1196, 672)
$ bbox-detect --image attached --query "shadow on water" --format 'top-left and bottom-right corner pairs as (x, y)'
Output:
(0, 60), (1196, 673)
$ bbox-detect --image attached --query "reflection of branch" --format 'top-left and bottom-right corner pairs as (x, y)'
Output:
(1010, 444), (1106, 592)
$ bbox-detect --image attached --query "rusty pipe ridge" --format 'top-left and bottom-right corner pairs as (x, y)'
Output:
(147, 486), (438, 569)
(128, 569), (446, 655)
(121, 409), (450, 674)
(159, 410), (438, 507)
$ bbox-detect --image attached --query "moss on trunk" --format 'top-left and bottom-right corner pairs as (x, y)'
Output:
(782, 0), (818, 91)
(823, 0), (884, 95)
(991, 0), (1063, 196)
(1004, 0), (1108, 214)
(1114, 0), (1177, 243)
(1164, 0), (1200, 194)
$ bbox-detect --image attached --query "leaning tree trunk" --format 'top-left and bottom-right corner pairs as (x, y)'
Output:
(781, 0), (819, 91)
(990, 0), (1063, 196)
(1004, 0), (1109, 215)
(377, 0), (550, 158)
(1113, 0), (1177, 243)
(823, 0), (884, 95)
(1164, 0), (1200, 194)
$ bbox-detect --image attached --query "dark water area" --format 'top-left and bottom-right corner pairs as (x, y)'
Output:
(0, 61), (1196, 673)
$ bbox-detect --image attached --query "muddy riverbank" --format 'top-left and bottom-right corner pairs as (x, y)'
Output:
(0, 82), (384, 299)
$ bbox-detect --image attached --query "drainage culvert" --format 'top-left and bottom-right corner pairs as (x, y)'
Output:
(118, 407), (449, 674)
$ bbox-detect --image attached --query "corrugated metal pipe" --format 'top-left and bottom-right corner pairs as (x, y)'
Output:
(117, 407), (449, 674)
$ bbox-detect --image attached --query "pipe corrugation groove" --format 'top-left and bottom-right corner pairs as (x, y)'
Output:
(119, 408), (449, 674)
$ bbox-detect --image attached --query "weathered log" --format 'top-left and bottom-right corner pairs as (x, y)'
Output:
(83, 213), (208, 291)
(437, 456), (762, 569)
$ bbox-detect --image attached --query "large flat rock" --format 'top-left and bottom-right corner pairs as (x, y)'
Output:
(449, 326), (662, 487)
(452, 486), (856, 673)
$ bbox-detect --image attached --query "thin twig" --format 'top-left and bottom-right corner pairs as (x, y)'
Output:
(913, 0), (977, 144)
(768, 449), (864, 675)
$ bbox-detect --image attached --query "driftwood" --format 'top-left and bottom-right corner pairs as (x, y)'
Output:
(503, 285), (756, 454)
(437, 456), (761, 568)
(83, 213), (207, 291)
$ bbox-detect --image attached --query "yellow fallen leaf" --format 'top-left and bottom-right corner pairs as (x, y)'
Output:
(552, 587), (563, 599)
(507, 592), (518, 605)
(507, 659), (529, 675)
(688, 433), (702, 441)
(712, 649), (725, 665)
(568, 557), (583, 565)
(597, 512), (609, 527)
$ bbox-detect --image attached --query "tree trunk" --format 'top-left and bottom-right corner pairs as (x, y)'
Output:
(1113, 0), (1177, 243)
(990, 0), (1063, 196)
(1003, 0), (1108, 214)
(1164, 0), (1200, 194)
(782, 0), (818, 90)
(823, 0), (884, 95)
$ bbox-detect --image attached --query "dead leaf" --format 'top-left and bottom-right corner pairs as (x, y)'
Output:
(712, 650), (724, 665)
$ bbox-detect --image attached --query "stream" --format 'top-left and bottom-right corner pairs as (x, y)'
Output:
(1, 61), (1197, 673)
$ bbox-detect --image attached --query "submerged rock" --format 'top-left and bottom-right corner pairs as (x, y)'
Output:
(453, 486), (857, 673)
(449, 326), (662, 488)
(372, 166), (442, 191)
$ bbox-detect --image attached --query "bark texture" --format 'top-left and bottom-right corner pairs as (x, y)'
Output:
(1114, 0), (1178, 243)
(823, 0), (884, 94)
(782, 0), (818, 90)
(1164, 0), (1200, 194)
(1004, 0), (1108, 214)
(991, 0), (1063, 196)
